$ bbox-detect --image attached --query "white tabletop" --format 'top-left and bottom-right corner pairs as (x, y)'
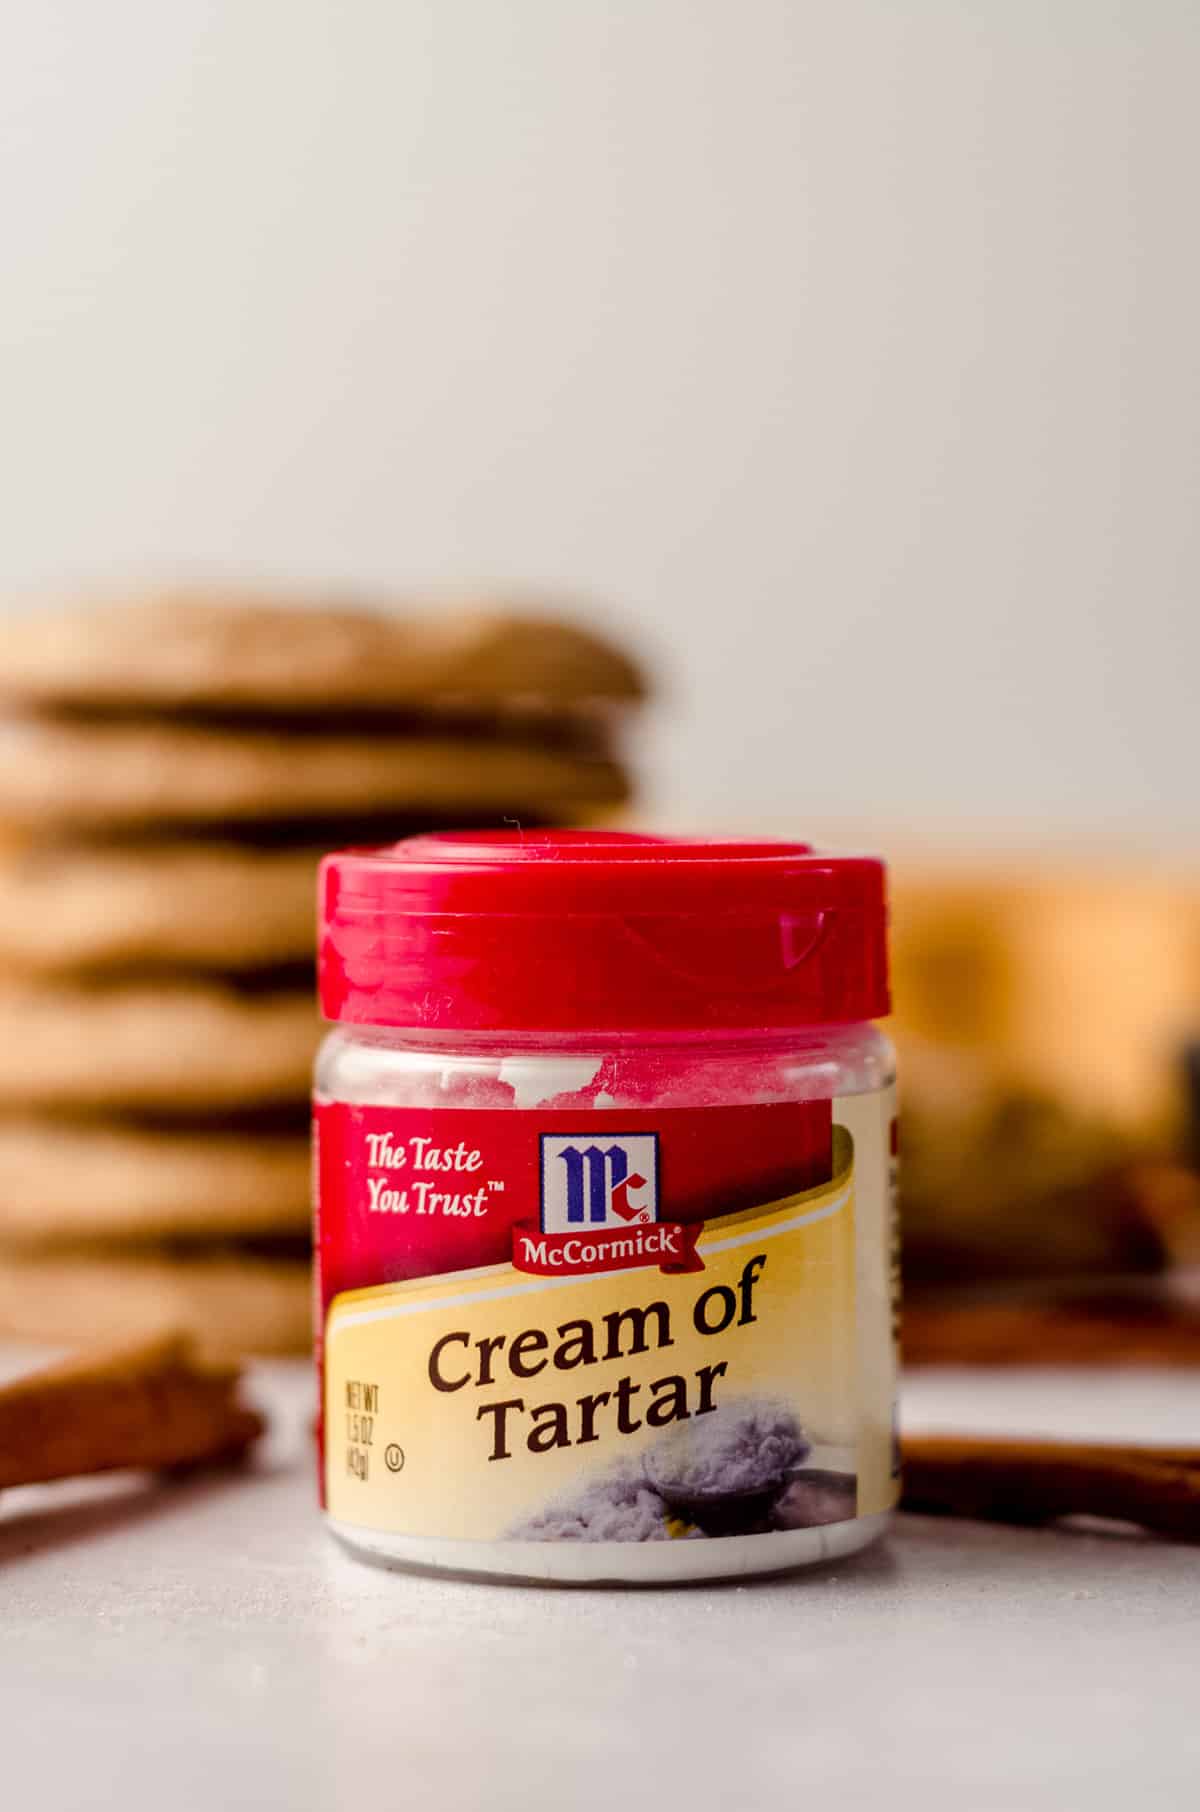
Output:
(4, 1358), (1197, 1811)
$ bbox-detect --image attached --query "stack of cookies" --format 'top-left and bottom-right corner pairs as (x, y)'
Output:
(0, 592), (641, 1352)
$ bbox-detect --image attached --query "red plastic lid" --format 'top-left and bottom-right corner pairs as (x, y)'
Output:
(318, 830), (889, 1033)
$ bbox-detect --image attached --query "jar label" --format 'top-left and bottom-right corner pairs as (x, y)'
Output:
(315, 1089), (898, 1546)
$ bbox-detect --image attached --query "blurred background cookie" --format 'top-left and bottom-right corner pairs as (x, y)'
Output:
(0, 978), (318, 1112)
(0, 1247), (310, 1356)
(0, 718), (628, 829)
(0, 594), (643, 715)
(0, 842), (321, 974)
(0, 1119), (309, 1241)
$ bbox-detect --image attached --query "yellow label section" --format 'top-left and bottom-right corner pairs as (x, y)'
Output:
(325, 1119), (898, 1543)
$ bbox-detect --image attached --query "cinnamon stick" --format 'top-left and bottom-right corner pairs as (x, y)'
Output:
(0, 1331), (264, 1491)
(901, 1434), (1200, 1542)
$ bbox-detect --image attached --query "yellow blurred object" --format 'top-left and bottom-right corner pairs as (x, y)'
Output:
(889, 863), (1200, 1136)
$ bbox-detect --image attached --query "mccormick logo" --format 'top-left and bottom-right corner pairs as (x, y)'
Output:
(539, 1133), (659, 1234)
(512, 1132), (700, 1278)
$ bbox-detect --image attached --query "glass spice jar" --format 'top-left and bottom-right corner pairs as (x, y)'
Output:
(314, 832), (898, 1584)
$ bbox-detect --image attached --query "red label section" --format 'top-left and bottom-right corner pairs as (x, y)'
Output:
(315, 1098), (831, 1308)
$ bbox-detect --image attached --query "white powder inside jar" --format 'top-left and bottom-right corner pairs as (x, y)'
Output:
(496, 1054), (605, 1108)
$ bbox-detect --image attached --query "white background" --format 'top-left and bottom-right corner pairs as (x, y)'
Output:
(1, 3), (1197, 842)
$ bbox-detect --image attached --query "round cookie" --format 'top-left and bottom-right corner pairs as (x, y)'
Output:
(0, 979), (318, 1111)
(0, 596), (644, 714)
(0, 842), (320, 973)
(0, 1120), (309, 1241)
(0, 717), (629, 829)
(0, 1249), (310, 1355)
